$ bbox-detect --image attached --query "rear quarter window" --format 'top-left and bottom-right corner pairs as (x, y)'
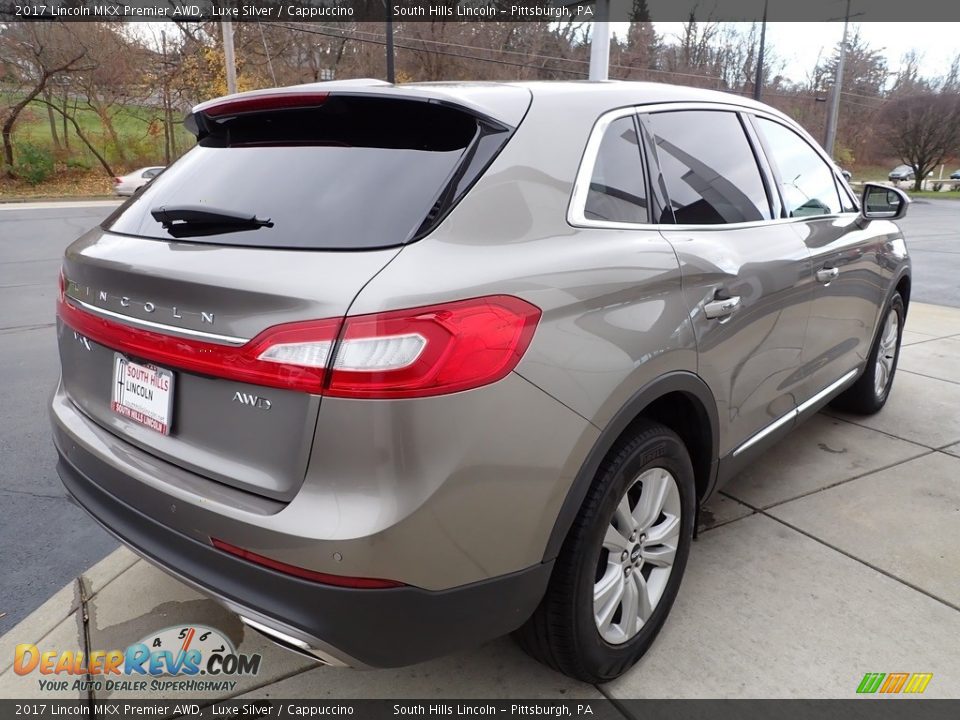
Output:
(582, 115), (648, 224)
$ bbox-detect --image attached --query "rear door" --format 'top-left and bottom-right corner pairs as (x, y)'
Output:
(641, 107), (813, 458)
(57, 91), (522, 502)
(750, 115), (883, 402)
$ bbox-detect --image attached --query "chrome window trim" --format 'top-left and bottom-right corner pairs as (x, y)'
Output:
(567, 100), (858, 232)
(65, 295), (249, 346)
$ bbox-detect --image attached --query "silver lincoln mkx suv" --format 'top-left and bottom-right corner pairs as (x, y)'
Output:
(52, 80), (911, 682)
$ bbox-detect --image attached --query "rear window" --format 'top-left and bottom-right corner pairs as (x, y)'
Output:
(105, 96), (505, 250)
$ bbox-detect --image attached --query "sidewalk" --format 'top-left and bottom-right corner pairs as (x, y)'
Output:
(3, 302), (959, 703)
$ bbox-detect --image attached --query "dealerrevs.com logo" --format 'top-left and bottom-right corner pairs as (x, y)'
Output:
(14, 625), (262, 693)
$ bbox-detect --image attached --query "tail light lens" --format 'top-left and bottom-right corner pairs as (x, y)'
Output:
(210, 538), (403, 589)
(58, 290), (540, 398)
(324, 296), (540, 399)
(57, 290), (339, 393)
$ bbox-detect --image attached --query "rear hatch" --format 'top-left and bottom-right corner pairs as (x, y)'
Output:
(56, 86), (527, 502)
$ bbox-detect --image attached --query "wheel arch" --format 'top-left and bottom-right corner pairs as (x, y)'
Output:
(542, 371), (719, 561)
(895, 272), (911, 310)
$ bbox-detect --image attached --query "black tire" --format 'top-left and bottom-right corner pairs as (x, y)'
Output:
(515, 420), (696, 683)
(831, 292), (905, 415)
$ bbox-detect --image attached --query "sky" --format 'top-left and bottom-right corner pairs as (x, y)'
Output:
(127, 19), (959, 89)
(646, 22), (959, 86)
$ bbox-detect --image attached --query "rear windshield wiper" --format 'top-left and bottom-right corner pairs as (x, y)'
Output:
(150, 205), (273, 237)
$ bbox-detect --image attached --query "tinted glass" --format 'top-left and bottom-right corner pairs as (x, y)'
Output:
(583, 115), (648, 224)
(106, 98), (480, 249)
(646, 110), (770, 225)
(756, 118), (842, 217)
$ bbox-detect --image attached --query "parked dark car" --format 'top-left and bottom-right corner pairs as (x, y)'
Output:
(950, 169), (960, 180)
(889, 164), (915, 181)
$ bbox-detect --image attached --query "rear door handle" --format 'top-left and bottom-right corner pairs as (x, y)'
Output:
(703, 295), (741, 320)
(816, 267), (840, 284)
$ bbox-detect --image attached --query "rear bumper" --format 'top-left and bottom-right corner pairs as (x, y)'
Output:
(53, 404), (554, 669)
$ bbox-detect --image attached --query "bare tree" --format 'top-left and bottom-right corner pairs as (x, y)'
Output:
(889, 50), (930, 97)
(70, 23), (152, 168)
(812, 27), (888, 165)
(0, 22), (89, 175)
(881, 92), (960, 191)
(34, 97), (116, 177)
(940, 53), (960, 94)
(41, 85), (61, 151)
(612, 0), (659, 80)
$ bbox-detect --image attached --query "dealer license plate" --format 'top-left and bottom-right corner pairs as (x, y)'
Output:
(111, 354), (174, 435)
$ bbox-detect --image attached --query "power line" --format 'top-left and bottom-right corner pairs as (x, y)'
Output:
(273, 23), (588, 76)
(274, 23), (724, 84)
(840, 88), (887, 101)
(271, 22), (893, 112)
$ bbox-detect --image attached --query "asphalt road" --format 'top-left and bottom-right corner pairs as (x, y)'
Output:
(0, 197), (957, 635)
(0, 202), (120, 636)
(897, 198), (960, 307)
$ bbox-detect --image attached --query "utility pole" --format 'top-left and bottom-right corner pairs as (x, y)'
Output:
(160, 30), (172, 164)
(589, 2), (611, 81)
(823, 0), (851, 158)
(753, 0), (768, 100)
(221, 20), (238, 95)
(385, 7), (395, 83)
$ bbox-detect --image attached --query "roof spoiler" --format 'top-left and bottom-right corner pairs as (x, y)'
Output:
(184, 81), (531, 139)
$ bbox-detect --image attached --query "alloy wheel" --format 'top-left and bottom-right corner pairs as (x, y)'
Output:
(593, 467), (682, 645)
(874, 308), (899, 399)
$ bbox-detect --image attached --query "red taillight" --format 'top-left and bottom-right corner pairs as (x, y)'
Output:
(325, 296), (541, 399)
(58, 290), (540, 398)
(57, 292), (339, 393)
(210, 538), (403, 589)
(200, 92), (329, 118)
(113, 177), (122, 184)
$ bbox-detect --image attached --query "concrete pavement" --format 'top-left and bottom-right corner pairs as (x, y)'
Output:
(2, 301), (958, 702)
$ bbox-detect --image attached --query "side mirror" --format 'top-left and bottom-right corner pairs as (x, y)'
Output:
(861, 183), (910, 221)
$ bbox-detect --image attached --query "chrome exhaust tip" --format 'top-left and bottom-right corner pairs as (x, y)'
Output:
(238, 615), (346, 667)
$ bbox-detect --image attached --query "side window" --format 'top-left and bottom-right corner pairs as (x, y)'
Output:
(755, 118), (843, 217)
(644, 110), (771, 225)
(582, 115), (648, 224)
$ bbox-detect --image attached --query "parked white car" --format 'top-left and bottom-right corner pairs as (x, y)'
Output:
(113, 166), (164, 196)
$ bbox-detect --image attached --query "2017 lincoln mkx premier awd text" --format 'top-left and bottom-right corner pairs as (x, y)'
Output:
(51, 80), (911, 682)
